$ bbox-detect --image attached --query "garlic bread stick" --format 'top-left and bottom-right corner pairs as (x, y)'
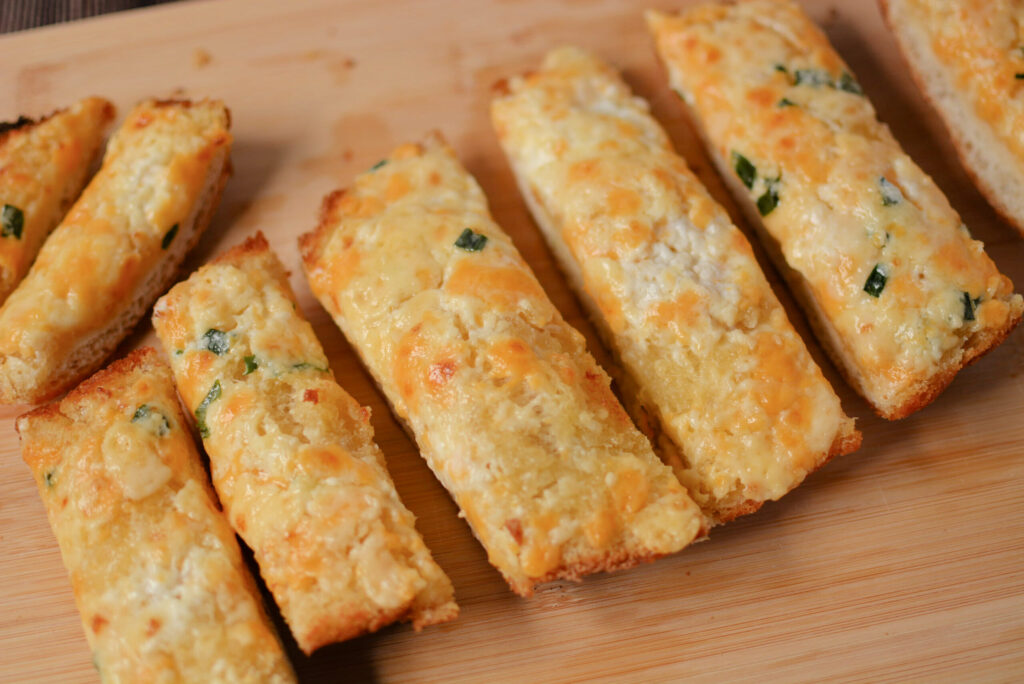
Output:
(300, 134), (704, 596)
(491, 47), (860, 523)
(152, 233), (457, 653)
(0, 98), (232, 404)
(649, 0), (1024, 419)
(881, 0), (1024, 238)
(17, 348), (295, 684)
(0, 97), (115, 305)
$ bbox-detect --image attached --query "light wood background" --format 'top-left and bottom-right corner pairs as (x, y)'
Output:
(1, 1), (1022, 682)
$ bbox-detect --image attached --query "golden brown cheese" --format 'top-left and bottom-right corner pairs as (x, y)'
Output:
(0, 98), (232, 405)
(17, 348), (295, 684)
(152, 233), (457, 654)
(0, 97), (114, 305)
(491, 46), (860, 523)
(648, 0), (1024, 420)
(896, 0), (1024, 160)
(881, 0), (1024, 237)
(299, 134), (704, 596)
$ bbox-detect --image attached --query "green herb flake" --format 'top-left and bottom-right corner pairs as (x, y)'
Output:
(370, 159), (388, 171)
(778, 97), (797, 107)
(731, 151), (757, 189)
(962, 291), (981, 321)
(174, 349), (184, 356)
(161, 223), (179, 249)
(774, 63), (789, 75)
(195, 380), (222, 439)
(200, 328), (230, 355)
(243, 355), (258, 375)
(794, 68), (833, 88)
(44, 469), (56, 488)
(131, 404), (170, 437)
(880, 177), (903, 206)
(454, 228), (488, 252)
(1, 204), (24, 239)
(756, 178), (781, 216)
(837, 72), (863, 95)
(292, 361), (328, 373)
(864, 264), (888, 297)
(1016, 73), (1024, 80)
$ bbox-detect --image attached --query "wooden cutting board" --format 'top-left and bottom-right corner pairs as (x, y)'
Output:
(1, 0), (1022, 681)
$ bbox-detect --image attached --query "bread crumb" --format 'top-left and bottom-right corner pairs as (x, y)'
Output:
(193, 48), (212, 68)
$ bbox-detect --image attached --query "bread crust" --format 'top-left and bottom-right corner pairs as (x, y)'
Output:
(300, 134), (705, 596)
(0, 98), (232, 405)
(17, 347), (295, 684)
(648, 0), (1024, 420)
(491, 46), (860, 525)
(879, 0), (1024, 239)
(152, 232), (457, 653)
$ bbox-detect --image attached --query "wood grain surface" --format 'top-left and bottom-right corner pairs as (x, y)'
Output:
(0, 1), (1022, 682)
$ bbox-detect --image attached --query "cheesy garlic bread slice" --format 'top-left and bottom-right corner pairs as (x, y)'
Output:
(0, 98), (232, 405)
(299, 134), (704, 596)
(17, 347), (296, 684)
(491, 47), (860, 523)
(0, 97), (115, 305)
(881, 0), (1024, 238)
(152, 233), (457, 653)
(648, 0), (1024, 420)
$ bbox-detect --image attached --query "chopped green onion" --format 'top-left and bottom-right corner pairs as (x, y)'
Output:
(880, 177), (903, 206)
(864, 264), (888, 297)
(837, 72), (863, 94)
(455, 228), (488, 252)
(757, 177), (781, 216)
(161, 223), (179, 249)
(962, 291), (981, 321)
(195, 380), (221, 439)
(794, 68), (832, 87)
(292, 361), (328, 372)
(370, 159), (387, 171)
(1, 204), (24, 239)
(243, 355), (258, 374)
(200, 328), (230, 355)
(732, 151), (757, 189)
(778, 98), (796, 107)
(131, 404), (170, 437)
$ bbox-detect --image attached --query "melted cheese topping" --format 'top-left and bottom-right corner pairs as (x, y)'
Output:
(903, 0), (1024, 160)
(0, 97), (114, 304)
(491, 47), (857, 521)
(300, 135), (703, 595)
(649, 0), (1023, 416)
(0, 99), (231, 402)
(17, 349), (294, 684)
(151, 235), (456, 653)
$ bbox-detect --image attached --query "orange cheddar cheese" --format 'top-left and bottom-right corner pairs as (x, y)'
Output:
(491, 46), (860, 523)
(17, 348), (295, 684)
(0, 98), (232, 405)
(0, 97), (114, 305)
(649, 0), (1023, 419)
(152, 233), (457, 654)
(300, 133), (704, 596)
